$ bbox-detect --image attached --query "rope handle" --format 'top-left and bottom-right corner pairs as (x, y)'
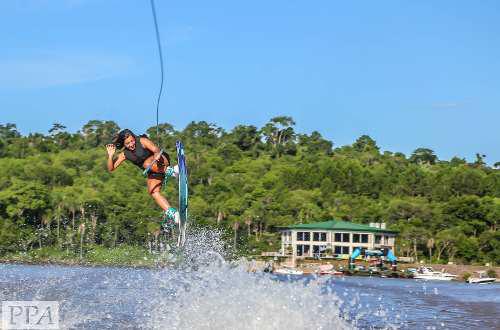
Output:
(143, 148), (164, 176)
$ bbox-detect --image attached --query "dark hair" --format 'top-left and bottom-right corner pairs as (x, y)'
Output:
(112, 129), (136, 149)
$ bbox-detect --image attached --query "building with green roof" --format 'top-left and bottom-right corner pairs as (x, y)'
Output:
(279, 220), (397, 258)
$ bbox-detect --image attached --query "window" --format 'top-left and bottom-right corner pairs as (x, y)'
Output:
(361, 234), (369, 243)
(334, 246), (350, 255)
(313, 245), (327, 256)
(353, 234), (360, 243)
(297, 232), (311, 241)
(375, 235), (381, 244)
(296, 244), (310, 256)
(335, 233), (349, 242)
(297, 245), (303, 256)
(313, 232), (327, 242)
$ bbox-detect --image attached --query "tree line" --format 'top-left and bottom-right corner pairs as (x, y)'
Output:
(0, 117), (498, 264)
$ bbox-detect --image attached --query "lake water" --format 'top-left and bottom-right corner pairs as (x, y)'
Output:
(1, 261), (498, 330)
(0, 229), (498, 330)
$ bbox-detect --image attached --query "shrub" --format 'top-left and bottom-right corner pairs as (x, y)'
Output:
(462, 272), (471, 282)
(85, 244), (152, 266)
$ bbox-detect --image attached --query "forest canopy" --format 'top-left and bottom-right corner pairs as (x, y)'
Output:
(0, 118), (498, 265)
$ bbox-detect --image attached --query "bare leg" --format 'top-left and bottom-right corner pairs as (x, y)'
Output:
(147, 177), (171, 211)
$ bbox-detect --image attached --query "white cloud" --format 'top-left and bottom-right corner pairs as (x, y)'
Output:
(7, 0), (89, 12)
(0, 52), (135, 89)
(431, 102), (463, 109)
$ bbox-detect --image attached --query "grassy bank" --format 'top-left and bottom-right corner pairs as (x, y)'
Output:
(0, 245), (157, 268)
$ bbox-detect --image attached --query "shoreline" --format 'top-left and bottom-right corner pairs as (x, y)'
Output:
(0, 258), (157, 269)
(3, 257), (498, 279)
(252, 259), (500, 281)
(3, 258), (500, 283)
(0, 246), (165, 269)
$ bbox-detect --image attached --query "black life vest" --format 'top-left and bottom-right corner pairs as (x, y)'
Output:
(124, 136), (152, 168)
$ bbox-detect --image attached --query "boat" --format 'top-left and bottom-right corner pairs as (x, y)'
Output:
(318, 264), (343, 275)
(320, 270), (343, 275)
(412, 267), (457, 281)
(273, 266), (304, 275)
(467, 271), (496, 284)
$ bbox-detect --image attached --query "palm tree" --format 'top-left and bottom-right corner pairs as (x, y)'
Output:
(244, 217), (252, 237)
(426, 238), (435, 262)
(78, 223), (86, 259)
(51, 188), (67, 248)
(232, 219), (240, 251)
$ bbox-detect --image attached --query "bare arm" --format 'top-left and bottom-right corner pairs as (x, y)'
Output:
(106, 144), (126, 172)
(140, 137), (162, 160)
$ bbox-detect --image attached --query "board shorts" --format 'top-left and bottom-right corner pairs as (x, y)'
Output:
(147, 172), (165, 180)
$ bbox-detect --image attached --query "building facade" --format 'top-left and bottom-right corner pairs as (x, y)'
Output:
(280, 220), (397, 258)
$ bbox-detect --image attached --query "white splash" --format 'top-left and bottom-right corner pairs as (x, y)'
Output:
(147, 228), (352, 330)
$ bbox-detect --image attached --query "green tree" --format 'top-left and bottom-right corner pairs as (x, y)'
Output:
(353, 135), (379, 153)
(298, 131), (333, 155)
(81, 120), (120, 147)
(261, 116), (296, 157)
(409, 148), (437, 165)
(228, 125), (261, 151)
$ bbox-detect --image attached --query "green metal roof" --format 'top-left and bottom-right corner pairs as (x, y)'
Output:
(281, 220), (398, 234)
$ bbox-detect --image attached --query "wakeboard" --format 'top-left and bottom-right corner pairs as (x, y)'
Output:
(175, 140), (189, 247)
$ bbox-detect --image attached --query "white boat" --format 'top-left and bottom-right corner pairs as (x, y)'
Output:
(467, 271), (496, 284)
(273, 266), (304, 275)
(318, 264), (343, 275)
(412, 267), (457, 281)
(319, 269), (344, 275)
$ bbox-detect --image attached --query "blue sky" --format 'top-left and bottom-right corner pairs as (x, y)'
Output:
(1, 0), (499, 163)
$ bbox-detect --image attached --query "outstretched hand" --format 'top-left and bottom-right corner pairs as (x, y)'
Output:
(106, 144), (116, 157)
